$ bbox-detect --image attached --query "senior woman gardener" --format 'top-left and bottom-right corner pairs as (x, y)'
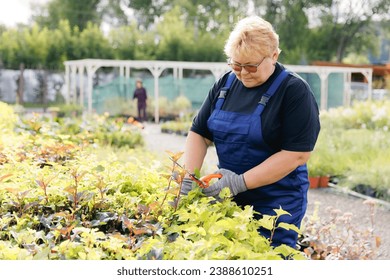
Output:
(181, 15), (320, 248)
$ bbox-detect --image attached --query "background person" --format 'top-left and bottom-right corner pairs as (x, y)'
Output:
(133, 78), (148, 122)
(181, 15), (320, 249)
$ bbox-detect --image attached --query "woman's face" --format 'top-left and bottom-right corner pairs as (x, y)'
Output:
(229, 51), (278, 88)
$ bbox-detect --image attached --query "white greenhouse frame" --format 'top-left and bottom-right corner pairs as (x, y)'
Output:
(64, 59), (372, 122)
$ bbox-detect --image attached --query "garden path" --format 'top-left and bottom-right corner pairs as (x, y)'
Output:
(141, 122), (390, 260)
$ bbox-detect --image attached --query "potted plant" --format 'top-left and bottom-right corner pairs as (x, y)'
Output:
(307, 156), (322, 189)
(307, 150), (338, 188)
(308, 141), (339, 188)
(317, 157), (333, 188)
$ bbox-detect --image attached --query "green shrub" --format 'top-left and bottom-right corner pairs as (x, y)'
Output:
(0, 129), (302, 260)
(0, 102), (17, 133)
(311, 100), (390, 201)
(57, 104), (84, 118)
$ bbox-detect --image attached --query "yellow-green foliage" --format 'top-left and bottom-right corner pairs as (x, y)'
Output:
(0, 116), (303, 260)
(172, 95), (192, 112)
(0, 102), (17, 133)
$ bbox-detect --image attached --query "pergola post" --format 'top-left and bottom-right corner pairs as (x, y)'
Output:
(148, 65), (166, 123)
(78, 65), (84, 107)
(86, 63), (98, 114)
(318, 71), (329, 111)
(344, 72), (352, 107)
(64, 64), (70, 104)
(362, 70), (373, 100)
(70, 65), (77, 104)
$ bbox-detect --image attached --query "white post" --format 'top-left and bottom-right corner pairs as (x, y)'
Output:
(70, 65), (77, 104)
(344, 72), (352, 107)
(363, 69), (373, 100)
(125, 66), (131, 100)
(64, 64), (70, 104)
(78, 65), (84, 107)
(86, 64), (98, 114)
(319, 71), (329, 110)
(148, 65), (165, 123)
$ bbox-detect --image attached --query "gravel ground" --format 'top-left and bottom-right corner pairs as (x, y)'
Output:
(141, 122), (390, 260)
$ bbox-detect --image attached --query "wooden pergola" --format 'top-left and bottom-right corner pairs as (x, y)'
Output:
(64, 59), (372, 122)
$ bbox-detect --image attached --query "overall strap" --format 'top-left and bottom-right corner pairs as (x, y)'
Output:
(215, 72), (236, 110)
(258, 70), (289, 106)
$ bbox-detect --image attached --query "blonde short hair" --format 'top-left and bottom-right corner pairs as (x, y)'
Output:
(224, 16), (281, 59)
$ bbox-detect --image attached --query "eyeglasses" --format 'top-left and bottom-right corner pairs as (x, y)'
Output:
(227, 57), (266, 73)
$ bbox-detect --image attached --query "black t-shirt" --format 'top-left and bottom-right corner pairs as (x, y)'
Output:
(191, 63), (321, 152)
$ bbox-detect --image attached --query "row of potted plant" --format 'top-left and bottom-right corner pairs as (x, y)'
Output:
(160, 121), (192, 136)
(307, 100), (390, 199)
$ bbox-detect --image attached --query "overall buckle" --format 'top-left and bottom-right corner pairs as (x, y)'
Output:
(259, 95), (269, 105)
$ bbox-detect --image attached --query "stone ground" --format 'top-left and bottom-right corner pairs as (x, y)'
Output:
(140, 122), (390, 260)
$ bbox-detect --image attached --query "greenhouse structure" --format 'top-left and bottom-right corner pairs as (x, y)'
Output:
(64, 59), (373, 122)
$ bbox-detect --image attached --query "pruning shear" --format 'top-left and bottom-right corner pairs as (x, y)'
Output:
(190, 173), (223, 189)
(169, 157), (222, 188)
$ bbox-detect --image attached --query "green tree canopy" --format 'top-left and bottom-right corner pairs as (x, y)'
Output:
(0, 0), (388, 70)
(33, 0), (101, 31)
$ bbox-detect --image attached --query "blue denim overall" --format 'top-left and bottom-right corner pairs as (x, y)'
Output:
(207, 71), (309, 247)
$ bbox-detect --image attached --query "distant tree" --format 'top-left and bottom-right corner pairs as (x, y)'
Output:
(267, 0), (312, 64)
(134, 31), (159, 60)
(150, 4), (227, 62)
(253, 0), (389, 63)
(108, 23), (139, 60)
(100, 0), (131, 28)
(0, 24), (6, 35)
(0, 29), (19, 68)
(127, 0), (248, 34)
(32, 0), (101, 31)
(154, 6), (194, 61)
(1, 0), (387, 70)
(15, 24), (50, 69)
(307, 0), (389, 62)
(77, 22), (114, 59)
(190, 31), (228, 62)
(45, 20), (75, 69)
(127, 0), (169, 30)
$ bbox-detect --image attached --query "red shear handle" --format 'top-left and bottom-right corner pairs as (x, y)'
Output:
(199, 173), (223, 188)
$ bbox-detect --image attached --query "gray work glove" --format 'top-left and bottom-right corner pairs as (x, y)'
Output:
(180, 177), (194, 195)
(202, 168), (247, 198)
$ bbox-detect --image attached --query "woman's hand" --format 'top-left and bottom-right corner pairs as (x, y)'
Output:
(180, 178), (194, 195)
(202, 168), (247, 198)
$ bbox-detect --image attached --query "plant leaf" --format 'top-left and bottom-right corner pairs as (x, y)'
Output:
(166, 150), (184, 162)
(273, 206), (291, 217)
(277, 222), (301, 234)
(258, 215), (275, 230)
(0, 174), (12, 182)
